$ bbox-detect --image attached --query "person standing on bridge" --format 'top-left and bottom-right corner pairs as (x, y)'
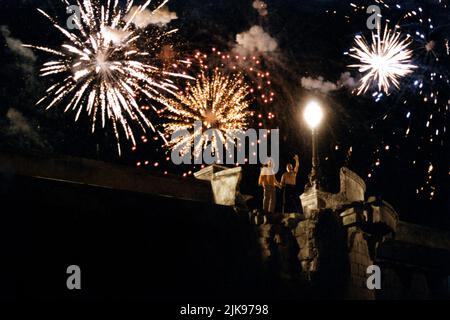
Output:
(280, 155), (300, 214)
(258, 159), (281, 214)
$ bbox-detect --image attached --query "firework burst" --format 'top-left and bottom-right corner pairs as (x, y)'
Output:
(162, 69), (253, 157)
(349, 26), (417, 95)
(187, 49), (275, 105)
(26, 0), (189, 154)
(341, 2), (449, 200)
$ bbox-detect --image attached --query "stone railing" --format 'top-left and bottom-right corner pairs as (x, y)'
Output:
(194, 165), (251, 207)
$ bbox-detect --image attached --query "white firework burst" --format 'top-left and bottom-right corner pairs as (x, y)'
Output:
(349, 26), (417, 95)
(25, 0), (190, 154)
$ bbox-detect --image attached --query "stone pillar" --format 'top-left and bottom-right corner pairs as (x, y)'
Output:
(295, 210), (319, 280)
(340, 199), (398, 299)
(296, 167), (364, 284)
(257, 224), (274, 261)
(297, 167), (399, 299)
(194, 165), (252, 208)
(346, 226), (375, 299)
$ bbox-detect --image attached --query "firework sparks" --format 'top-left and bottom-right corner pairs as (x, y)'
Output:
(25, 0), (189, 154)
(340, 2), (450, 201)
(189, 49), (275, 105)
(162, 69), (253, 157)
(349, 26), (417, 95)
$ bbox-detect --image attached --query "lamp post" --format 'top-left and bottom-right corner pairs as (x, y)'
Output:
(304, 101), (324, 189)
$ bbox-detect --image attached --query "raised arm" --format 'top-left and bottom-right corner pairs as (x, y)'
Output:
(293, 155), (300, 174)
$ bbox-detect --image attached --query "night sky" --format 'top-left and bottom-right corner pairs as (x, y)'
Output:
(0, 0), (449, 228)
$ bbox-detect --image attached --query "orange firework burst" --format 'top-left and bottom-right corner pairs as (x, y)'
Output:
(162, 69), (253, 156)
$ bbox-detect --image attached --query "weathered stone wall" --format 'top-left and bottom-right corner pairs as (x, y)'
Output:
(252, 210), (450, 300)
(346, 228), (375, 299)
(295, 214), (318, 280)
(253, 210), (349, 299)
(2, 157), (450, 300)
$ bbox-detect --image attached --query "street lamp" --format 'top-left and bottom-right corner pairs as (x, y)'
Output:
(304, 101), (324, 189)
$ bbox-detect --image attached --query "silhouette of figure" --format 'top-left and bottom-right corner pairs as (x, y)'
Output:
(281, 155), (300, 214)
(258, 159), (281, 214)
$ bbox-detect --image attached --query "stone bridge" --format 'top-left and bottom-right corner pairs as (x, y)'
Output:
(1, 152), (449, 299)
